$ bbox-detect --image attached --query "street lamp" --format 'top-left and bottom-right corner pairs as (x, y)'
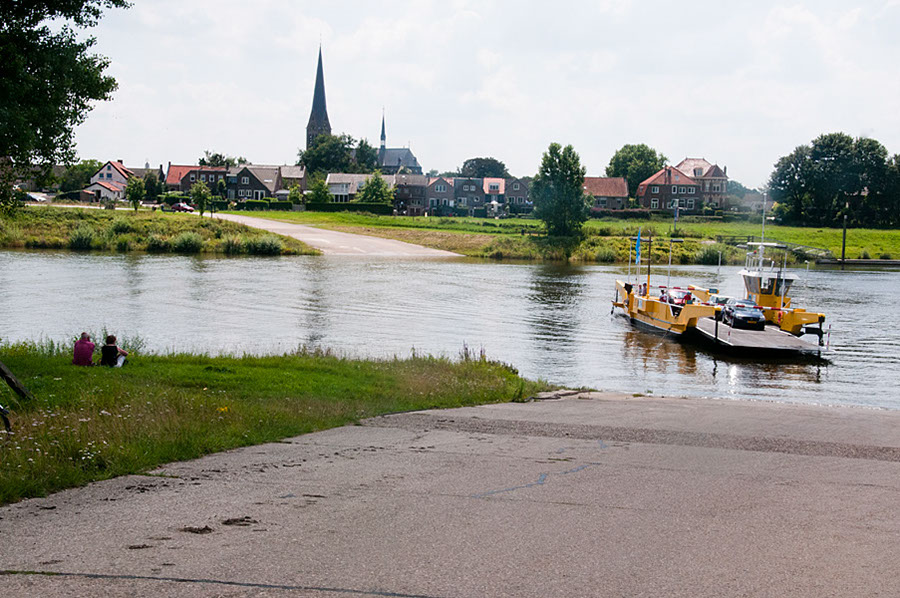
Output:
(841, 200), (849, 270)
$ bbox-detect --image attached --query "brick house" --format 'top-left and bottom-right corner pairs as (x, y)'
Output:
(505, 177), (530, 209)
(674, 158), (729, 209)
(584, 176), (629, 210)
(453, 178), (484, 214)
(393, 174), (427, 214)
(164, 164), (227, 193)
(227, 166), (281, 200)
(635, 167), (700, 211)
(423, 177), (455, 216)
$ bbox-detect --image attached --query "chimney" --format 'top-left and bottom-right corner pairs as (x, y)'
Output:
(724, 166), (727, 176)
(117, 158), (123, 165)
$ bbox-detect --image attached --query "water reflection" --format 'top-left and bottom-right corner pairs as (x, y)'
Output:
(1, 250), (899, 409)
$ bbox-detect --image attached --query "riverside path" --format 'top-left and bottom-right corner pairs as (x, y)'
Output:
(3, 393), (900, 597)
(212, 213), (460, 257)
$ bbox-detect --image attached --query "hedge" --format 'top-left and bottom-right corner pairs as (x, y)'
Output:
(306, 202), (393, 215)
(212, 200), (230, 211)
(162, 194), (189, 206)
(268, 201), (293, 211)
(243, 199), (270, 211)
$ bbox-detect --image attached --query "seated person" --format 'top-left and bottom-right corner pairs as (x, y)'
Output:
(72, 332), (95, 366)
(100, 335), (129, 368)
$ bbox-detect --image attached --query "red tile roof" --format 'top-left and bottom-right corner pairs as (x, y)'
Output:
(638, 167), (699, 190)
(92, 181), (125, 192)
(110, 161), (134, 179)
(583, 176), (628, 198)
(166, 165), (197, 186)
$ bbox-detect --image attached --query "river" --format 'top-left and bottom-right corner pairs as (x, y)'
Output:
(2, 250), (899, 409)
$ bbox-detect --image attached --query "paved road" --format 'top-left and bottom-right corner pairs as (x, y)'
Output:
(213, 213), (460, 257)
(3, 393), (899, 597)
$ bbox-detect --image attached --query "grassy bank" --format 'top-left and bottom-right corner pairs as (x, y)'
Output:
(0, 341), (549, 505)
(0, 207), (318, 256)
(246, 210), (900, 263)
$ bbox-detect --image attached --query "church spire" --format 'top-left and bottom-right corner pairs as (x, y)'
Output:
(380, 108), (386, 150)
(306, 45), (331, 150)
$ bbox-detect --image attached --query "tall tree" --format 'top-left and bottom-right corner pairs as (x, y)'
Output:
(198, 151), (247, 169)
(355, 139), (378, 173)
(532, 143), (589, 237)
(0, 0), (129, 213)
(298, 133), (356, 176)
(354, 172), (394, 204)
(459, 157), (510, 178)
(143, 171), (162, 202)
(125, 176), (144, 212)
(191, 180), (211, 216)
(58, 159), (103, 192)
(605, 144), (668, 198)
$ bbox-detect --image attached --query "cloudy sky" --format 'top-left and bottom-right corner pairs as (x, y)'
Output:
(73, 0), (900, 188)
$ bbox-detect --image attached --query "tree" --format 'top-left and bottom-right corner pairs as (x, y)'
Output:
(58, 159), (103, 193)
(307, 176), (332, 203)
(191, 180), (211, 216)
(354, 172), (394, 204)
(288, 184), (303, 204)
(124, 176), (144, 212)
(298, 133), (355, 176)
(199, 151), (247, 169)
(0, 0), (129, 213)
(143, 171), (162, 202)
(216, 178), (227, 198)
(459, 157), (510, 178)
(355, 139), (378, 173)
(531, 143), (588, 237)
(605, 144), (668, 198)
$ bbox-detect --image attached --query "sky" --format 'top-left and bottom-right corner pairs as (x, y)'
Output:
(72, 0), (900, 189)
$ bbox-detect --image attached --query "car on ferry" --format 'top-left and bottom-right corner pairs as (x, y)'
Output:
(722, 298), (766, 330)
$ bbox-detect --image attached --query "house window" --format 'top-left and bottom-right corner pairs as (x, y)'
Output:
(513, 183), (520, 190)
(435, 184), (446, 192)
(200, 174), (206, 181)
(667, 199), (675, 209)
(218, 175), (223, 181)
(651, 186), (659, 193)
(651, 198), (659, 209)
(679, 186), (686, 194)
(679, 198), (686, 208)
(705, 182), (710, 191)
(689, 187), (695, 194)
(489, 184), (499, 192)
(597, 198), (608, 207)
(441, 198), (448, 206)
(241, 176), (249, 185)
(106, 173), (113, 179)
(687, 199), (695, 209)
(190, 174), (195, 181)
(671, 186), (677, 193)
(106, 165), (111, 170)
(694, 168), (703, 177)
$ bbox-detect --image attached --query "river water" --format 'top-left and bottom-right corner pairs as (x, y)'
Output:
(2, 250), (899, 409)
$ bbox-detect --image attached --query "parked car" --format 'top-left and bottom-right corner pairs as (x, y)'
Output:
(722, 298), (766, 330)
(663, 288), (694, 306)
(172, 202), (194, 213)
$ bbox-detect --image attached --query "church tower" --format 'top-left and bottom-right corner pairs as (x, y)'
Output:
(306, 46), (331, 149)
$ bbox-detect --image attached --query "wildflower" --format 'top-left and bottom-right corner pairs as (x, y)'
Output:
(216, 406), (229, 413)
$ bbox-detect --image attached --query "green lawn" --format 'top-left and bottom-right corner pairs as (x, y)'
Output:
(0, 342), (549, 505)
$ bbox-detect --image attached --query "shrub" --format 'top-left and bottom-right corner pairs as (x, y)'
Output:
(110, 218), (134, 234)
(595, 246), (617, 263)
(694, 244), (729, 265)
(245, 235), (283, 255)
(305, 202), (393, 215)
(146, 234), (170, 253)
(222, 236), (244, 255)
(860, 250), (871, 259)
(879, 253), (893, 260)
(173, 231), (203, 253)
(115, 235), (132, 252)
(244, 200), (270, 211)
(68, 225), (95, 250)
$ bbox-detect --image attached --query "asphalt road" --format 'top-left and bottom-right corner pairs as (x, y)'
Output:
(212, 213), (460, 257)
(2, 393), (899, 597)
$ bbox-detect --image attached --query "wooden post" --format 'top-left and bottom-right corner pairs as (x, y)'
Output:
(1, 359), (33, 402)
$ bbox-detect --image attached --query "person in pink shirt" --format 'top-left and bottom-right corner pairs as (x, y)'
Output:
(72, 332), (95, 366)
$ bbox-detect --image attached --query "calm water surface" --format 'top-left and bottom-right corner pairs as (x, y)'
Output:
(2, 250), (899, 409)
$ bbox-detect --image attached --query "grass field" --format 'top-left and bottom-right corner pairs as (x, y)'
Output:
(242, 210), (900, 262)
(0, 341), (549, 505)
(0, 207), (318, 256)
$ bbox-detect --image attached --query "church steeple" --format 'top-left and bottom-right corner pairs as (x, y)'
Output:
(380, 109), (386, 150)
(306, 45), (331, 149)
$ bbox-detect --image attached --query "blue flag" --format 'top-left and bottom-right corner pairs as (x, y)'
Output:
(635, 228), (641, 265)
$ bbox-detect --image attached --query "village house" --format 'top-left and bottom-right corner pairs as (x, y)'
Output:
(584, 176), (629, 210)
(164, 164), (227, 193)
(673, 158), (729, 209)
(227, 165), (281, 200)
(635, 166), (700, 211)
(83, 160), (135, 202)
(423, 176), (455, 216)
(393, 173), (427, 214)
(324, 173), (397, 203)
(505, 177), (530, 208)
(453, 177), (484, 214)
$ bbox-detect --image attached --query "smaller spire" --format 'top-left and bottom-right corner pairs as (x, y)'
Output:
(380, 108), (386, 150)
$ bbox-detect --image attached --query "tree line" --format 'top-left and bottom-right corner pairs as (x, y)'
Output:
(768, 133), (900, 228)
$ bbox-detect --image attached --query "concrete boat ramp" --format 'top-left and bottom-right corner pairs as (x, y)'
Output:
(3, 393), (900, 597)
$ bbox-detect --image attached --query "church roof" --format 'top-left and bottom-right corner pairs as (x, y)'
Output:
(307, 46), (330, 131)
(378, 147), (421, 170)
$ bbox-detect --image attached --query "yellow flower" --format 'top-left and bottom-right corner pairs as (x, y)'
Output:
(216, 406), (229, 413)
